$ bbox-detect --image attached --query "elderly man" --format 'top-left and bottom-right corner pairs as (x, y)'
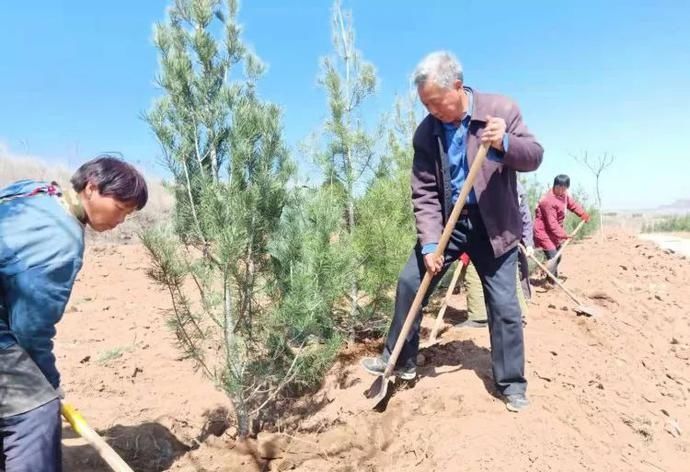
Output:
(361, 51), (543, 412)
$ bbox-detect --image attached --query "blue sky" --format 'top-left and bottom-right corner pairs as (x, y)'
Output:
(1, 1), (688, 209)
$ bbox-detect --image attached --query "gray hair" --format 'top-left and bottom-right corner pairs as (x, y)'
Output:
(412, 51), (463, 88)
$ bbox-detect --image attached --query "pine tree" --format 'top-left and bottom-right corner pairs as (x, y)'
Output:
(142, 0), (322, 438)
(312, 0), (379, 341)
(354, 95), (419, 321)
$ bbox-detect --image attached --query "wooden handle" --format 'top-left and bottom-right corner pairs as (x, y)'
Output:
(549, 219), (586, 263)
(61, 403), (134, 472)
(384, 143), (490, 377)
(429, 261), (466, 343)
(518, 243), (583, 305)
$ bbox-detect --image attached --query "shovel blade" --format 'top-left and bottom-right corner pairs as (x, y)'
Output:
(575, 305), (600, 317)
(422, 336), (438, 349)
(364, 375), (390, 408)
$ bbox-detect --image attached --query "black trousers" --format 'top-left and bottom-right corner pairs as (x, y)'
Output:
(382, 208), (527, 395)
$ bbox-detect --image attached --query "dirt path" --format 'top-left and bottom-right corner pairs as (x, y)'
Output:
(58, 233), (690, 471)
(639, 232), (690, 257)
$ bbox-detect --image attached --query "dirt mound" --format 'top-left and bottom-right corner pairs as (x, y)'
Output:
(58, 233), (690, 471)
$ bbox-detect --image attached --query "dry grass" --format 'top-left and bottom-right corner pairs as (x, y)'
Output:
(0, 154), (72, 187)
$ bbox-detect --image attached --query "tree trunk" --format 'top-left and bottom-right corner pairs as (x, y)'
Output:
(211, 146), (219, 183)
(183, 159), (206, 244)
(347, 188), (357, 344)
(339, 6), (358, 344)
(596, 175), (604, 239)
(244, 214), (257, 331)
(233, 398), (250, 439)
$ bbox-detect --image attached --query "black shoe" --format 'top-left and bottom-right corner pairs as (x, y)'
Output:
(505, 393), (530, 412)
(454, 319), (488, 329)
(360, 356), (416, 380)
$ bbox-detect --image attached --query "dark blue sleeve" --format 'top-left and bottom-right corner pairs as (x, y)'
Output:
(3, 260), (81, 388)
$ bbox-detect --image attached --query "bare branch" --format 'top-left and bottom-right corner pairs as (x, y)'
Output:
(166, 283), (214, 379)
(249, 342), (306, 417)
(570, 150), (615, 237)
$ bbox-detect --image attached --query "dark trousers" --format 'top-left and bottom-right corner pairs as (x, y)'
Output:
(0, 399), (62, 472)
(544, 247), (562, 277)
(383, 209), (526, 395)
(517, 250), (531, 300)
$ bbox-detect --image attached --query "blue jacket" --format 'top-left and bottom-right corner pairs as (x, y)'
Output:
(0, 180), (84, 388)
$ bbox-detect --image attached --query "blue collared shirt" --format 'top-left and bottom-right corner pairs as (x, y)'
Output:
(443, 88), (477, 206)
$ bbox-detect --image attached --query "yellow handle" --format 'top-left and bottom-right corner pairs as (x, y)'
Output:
(61, 402), (134, 472)
(61, 402), (89, 436)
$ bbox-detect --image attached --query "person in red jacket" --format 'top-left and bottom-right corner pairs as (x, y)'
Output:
(533, 174), (589, 277)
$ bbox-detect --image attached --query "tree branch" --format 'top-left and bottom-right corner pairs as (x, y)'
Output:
(248, 342), (305, 417)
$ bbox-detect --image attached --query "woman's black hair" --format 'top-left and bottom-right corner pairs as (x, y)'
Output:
(70, 155), (148, 210)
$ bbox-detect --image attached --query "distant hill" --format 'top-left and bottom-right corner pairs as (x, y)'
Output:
(656, 198), (690, 213)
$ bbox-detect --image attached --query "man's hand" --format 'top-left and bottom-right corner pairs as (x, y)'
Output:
(582, 212), (591, 223)
(481, 115), (507, 151)
(424, 253), (443, 275)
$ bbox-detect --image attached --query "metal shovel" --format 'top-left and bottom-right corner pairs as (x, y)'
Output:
(365, 143), (490, 408)
(545, 219), (585, 273)
(519, 243), (599, 317)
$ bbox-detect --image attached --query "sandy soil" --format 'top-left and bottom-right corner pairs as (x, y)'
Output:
(57, 232), (690, 471)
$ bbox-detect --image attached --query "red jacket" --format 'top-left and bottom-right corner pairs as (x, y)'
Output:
(533, 190), (586, 251)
